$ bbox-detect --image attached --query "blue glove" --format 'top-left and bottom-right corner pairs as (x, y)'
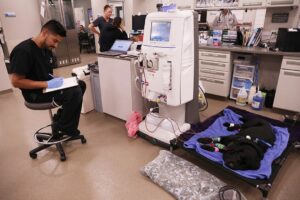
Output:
(47, 77), (63, 89)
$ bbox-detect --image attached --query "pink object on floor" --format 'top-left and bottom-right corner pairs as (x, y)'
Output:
(125, 112), (142, 138)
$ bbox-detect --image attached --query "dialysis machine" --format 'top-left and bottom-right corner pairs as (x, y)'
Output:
(137, 10), (197, 147)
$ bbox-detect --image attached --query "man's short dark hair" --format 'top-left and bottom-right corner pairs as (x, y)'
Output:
(42, 20), (67, 37)
(104, 5), (111, 11)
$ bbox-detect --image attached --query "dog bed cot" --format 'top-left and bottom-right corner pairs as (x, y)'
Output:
(173, 106), (296, 198)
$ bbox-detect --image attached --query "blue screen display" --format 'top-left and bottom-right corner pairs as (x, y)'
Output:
(150, 21), (171, 42)
(110, 40), (132, 51)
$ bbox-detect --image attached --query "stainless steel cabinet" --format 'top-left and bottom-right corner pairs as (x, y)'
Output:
(39, 0), (80, 67)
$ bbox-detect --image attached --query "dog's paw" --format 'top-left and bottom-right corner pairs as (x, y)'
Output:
(223, 122), (230, 127)
(200, 145), (215, 152)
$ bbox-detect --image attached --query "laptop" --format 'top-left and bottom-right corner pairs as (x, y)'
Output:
(99, 40), (133, 56)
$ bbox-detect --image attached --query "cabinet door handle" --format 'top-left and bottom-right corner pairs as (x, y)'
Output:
(202, 53), (226, 58)
(201, 61), (226, 67)
(270, 0), (293, 5)
(200, 77), (224, 84)
(200, 70), (225, 76)
(243, 2), (262, 6)
(284, 71), (300, 77)
(286, 61), (300, 67)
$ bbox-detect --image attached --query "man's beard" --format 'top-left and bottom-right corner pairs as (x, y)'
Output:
(41, 41), (55, 50)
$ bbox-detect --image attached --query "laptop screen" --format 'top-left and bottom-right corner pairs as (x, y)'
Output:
(110, 40), (133, 52)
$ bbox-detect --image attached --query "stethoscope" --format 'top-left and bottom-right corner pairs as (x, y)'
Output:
(217, 12), (234, 24)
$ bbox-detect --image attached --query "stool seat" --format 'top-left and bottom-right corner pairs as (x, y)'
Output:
(24, 100), (86, 161)
(24, 101), (59, 110)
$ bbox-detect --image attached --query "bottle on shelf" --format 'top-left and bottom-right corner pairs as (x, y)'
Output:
(251, 91), (264, 110)
(236, 87), (248, 106)
(247, 85), (256, 104)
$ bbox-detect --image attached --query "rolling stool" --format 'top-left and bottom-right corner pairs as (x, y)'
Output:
(25, 101), (87, 161)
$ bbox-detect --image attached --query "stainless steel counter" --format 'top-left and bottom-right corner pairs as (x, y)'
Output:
(199, 44), (300, 57)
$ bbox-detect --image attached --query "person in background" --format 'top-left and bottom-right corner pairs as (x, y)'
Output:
(88, 4), (113, 52)
(100, 16), (128, 52)
(10, 20), (86, 138)
(79, 25), (88, 34)
(212, 9), (238, 30)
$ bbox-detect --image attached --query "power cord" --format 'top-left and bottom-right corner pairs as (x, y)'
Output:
(199, 85), (208, 112)
(219, 185), (246, 200)
(144, 108), (185, 139)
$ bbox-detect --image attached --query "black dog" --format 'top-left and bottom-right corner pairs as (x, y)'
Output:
(198, 118), (275, 170)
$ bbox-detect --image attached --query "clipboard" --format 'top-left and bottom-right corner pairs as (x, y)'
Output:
(43, 77), (78, 93)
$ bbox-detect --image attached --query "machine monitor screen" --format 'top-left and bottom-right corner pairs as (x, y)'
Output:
(150, 21), (171, 42)
(110, 40), (133, 52)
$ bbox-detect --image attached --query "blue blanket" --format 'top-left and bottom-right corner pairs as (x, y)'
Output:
(184, 109), (289, 179)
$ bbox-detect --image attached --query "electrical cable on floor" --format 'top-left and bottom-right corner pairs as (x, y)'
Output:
(144, 109), (182, 140)
(219, 185), (247, 200)
(199, 85), (208, 112)
(145, 114), (165, 133)
(219, 185), (242, 200)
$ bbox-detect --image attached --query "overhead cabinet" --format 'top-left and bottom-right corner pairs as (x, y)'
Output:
(173, 0), (194, 9)
(239, 0), (266, 7)
(266, 0), (299, 6)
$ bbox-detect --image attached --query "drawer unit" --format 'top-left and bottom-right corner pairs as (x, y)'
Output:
(281, 58), (300, 71)
(199, 51), (231, 63)
(199, 68), (230, 80)
(199, 60), (231, 71)
(199, 50), (232, 97)
(200, 76), (231, 97)
(273, 57), (300, 112)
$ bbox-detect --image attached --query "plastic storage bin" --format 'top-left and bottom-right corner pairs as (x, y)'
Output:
(72, 65), (94, 114)
(230, 63), (255, 100)
(90, 69), (103, 112)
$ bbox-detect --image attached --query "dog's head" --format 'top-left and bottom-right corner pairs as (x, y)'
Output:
(223, 142), (262, 170)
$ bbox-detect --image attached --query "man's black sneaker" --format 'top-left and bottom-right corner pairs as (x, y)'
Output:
(66, 129), (81, 137)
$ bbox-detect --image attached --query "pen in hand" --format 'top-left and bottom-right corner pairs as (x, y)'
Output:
(49, 73), (55, 79)
(47, 74), (63, 89)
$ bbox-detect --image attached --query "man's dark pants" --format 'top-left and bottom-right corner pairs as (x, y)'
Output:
(26, 80), (86, 136)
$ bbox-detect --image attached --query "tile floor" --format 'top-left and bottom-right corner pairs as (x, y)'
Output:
(0, 53), (299, 200)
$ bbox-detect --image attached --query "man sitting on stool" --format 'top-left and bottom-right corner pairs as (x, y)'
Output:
(10, 20), (86, 138)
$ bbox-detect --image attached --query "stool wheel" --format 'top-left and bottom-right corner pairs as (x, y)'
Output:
(81, 138), (87, 144)
(60, 155), (67, 161)
(30, 152), (37, 159)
